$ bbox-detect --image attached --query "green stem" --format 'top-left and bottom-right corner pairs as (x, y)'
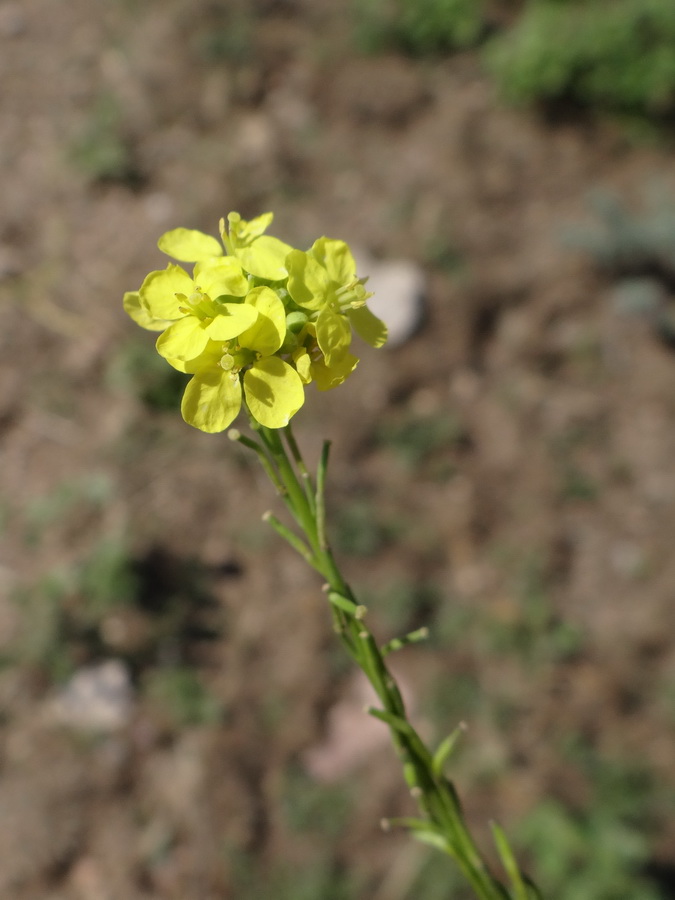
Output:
(257, 425), (320, 548)
(284, 422), (317, 514)
(248, 423), (536, 900)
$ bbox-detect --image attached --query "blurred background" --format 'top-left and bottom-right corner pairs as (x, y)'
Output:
(2, 0), (675, 897)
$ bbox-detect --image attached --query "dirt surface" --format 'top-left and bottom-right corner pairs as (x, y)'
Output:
(1, 1), (675, 898)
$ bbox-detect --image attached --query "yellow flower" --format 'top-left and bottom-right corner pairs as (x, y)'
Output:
(286, 237), (387, 369)
(156, 211), (293, 282)
(123, 216), (388, 433)
(168, 287), (304, 432)
(133, 260), (257, 363)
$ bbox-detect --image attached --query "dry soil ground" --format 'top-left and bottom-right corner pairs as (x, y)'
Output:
(1, 1), (675, 898)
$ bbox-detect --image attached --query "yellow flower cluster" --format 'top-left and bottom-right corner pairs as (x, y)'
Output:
(124, 212), (387, 432)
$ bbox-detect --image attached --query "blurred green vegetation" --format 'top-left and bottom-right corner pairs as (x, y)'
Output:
(9, 539), (224, 685)
(486, 1), (675, 122)
(355, 0), (675, 127)
(353, 0), (486, 56)
(564, 188), (675, 278)
(332, 497), (403, 558)
(406, 849), (469, 899)
(227, 766), (361, 899)
(549, 425), (602, 505)
(107, 336), (190, 412)
(375, 408), (468, 479)
(432, 547), (584, 671)
(518, 744), (669, 900)
(282, 765), (355, 839)
(143, 666), (222, 727)
(483, 549), (584, 664)
(229, 851), (360, 900)
(365, 576), (443, 635)
(191, 4), (255, 64)
(24, 472), (113, 546)
(564, 187), (675, 348)
(69, 92), (141, 185)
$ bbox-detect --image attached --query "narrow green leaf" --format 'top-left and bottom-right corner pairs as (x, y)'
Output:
(491, 821), (529, 900)
(316, 440), (331, 550)
(381, 626), (429, 656)
(432, 722), (467, 778)
(327, 591), (358, 616)
(283, 423), (315, 513)
(411, 829), (454, 854)
(367, 707), (417, 738)
(262, 511), (315, 566)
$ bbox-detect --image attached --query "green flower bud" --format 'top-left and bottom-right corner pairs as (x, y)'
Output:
(286, 311), (309, 333)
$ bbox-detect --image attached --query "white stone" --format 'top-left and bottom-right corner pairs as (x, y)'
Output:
(47, 659), (134, 732)
(354, 250), (426, 348)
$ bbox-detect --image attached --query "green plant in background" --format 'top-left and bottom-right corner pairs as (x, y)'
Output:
(107, 335), (190, 411)
(229, 848), (361, 900)
(69, 91), (139, 184)
(518, 744), (666, 900)
(354, 0), (487, 56)
(282, 764), (355, 839)
(333, 498), (402, 558)
(10, 571), (73, 681)
(564, 188), (675, 347)
(78, 536), (141, 621)
(124, 212), (542, 899)
(23, 472), (113, 546)
(564, 188), (675, 275)
(376, 407), (467, 479)
(486, 0), (675, 122)
(191, 4), (255, 64)
(9, 537), (223, 691)
(365, 576), (442, 636)
(231, 763), (359, 896)
(8, 537), (139, 680)
(143, 666), (222, 727)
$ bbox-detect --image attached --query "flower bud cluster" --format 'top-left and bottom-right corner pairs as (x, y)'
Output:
(124, 212), (387, 433)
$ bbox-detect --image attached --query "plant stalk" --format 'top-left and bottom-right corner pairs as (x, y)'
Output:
(249, 424), (538, 900)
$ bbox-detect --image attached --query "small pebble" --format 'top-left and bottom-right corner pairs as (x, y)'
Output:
(47, 660), (134, 732)
(355, 251), (426, 347)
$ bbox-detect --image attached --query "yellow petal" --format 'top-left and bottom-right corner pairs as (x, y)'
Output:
(235, 236), (293, 281)
(181, 369), (242, 433)
(123, 291), (172, 332)
(140, 264), (194, 320)
(158, 228), (223, 262)
(231, 211), (274, 243)
(292, 347), (313, 384)
(312, 351), (359, 391)
(239, 286), (286, 356)
(156, 316), (209, 362)
(180, 340), (224, 374)
(205, 303), (257, 340)
(244, 357), (305, 428)
(315, 309), (351, 367)
(286, 250), (329, 310)
(195, 257), (248, 298)
(311, 237), (356, 286)
(349, 305), (388, 348)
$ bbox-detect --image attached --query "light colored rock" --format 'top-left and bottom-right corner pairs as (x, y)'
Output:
(47, 659), (134, 732)
(355, 251), (427, 347)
